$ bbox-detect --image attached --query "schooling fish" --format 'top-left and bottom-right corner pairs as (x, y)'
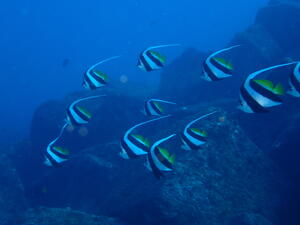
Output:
(137, 44), (180, 72)
(202, 45), (240, 81)
(145, 134), (176, 179)
(287, 63), (300, 97)
(143, 99), (176, 116)
(66, 95), (106, 126)
(120, 115), (171, 159)
(83, 56), (121, 90)
(238, 62), (296, 113)
(181, 111), (217, 151)
(44, 123), (70, 166)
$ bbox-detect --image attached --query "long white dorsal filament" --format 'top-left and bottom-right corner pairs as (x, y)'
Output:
(87, 55), (121, 73)
(246, 62), (298, 82)
(69, 95), (106, 109)
(150, 134), (177, 152)
(185, 111), (218, 131)
(125, 115), (171, 139)
(146, 44), (180, 51)
(47, 122), (68, 148)
(149, 99), (176, 105)
(209, 45), (241, 59)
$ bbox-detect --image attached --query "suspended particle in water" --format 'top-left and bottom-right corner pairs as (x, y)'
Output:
(78, 127), (89, 137)
(120, 74), (128, 84)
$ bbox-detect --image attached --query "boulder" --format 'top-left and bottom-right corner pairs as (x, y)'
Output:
(20, 207), (123, 225)
(0, 154), (27, 225)
(25, 105), (280, 225)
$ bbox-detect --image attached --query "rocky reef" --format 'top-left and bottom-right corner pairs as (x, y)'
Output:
(22, 103), (280, 225)
(2, 1), (300, 225)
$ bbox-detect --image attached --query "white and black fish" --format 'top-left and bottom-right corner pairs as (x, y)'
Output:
(143, 99), (176, 116)
(145, 134), (176, 179)
(44, 123), (70, 166)
(66, 95), (105, 126)
(202, 45), (240, 81)
(181, 111), (217, 151)
(83, 56), (121, 90)
(137, 44), (180, 72)
(288, 63), (300, 97)
(120, 115), (171, 159)
(238, 62), (296, 113)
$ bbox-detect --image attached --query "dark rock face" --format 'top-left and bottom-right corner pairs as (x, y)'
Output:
(157, 1), (300, 106)
(4, 1), (300, 225)
(20, 207), (122, 225)
(0, 154), (27, 225)
(23, 105), (279, 225)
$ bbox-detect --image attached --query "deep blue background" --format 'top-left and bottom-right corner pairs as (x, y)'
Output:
(0, 0), (268, 137)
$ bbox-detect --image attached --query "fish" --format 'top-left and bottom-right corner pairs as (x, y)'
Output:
(66, 95), (106, 126)
(44, 123), (69, 166)
(202, 45), (240, 81)
(238, 62), (296, 113)
(83, 55), (121, 90)
(137, 44), (180, 72)
(287, 63), (300, 97)
(145, 134), (176, 179)
(143, 99), (176, 116)
(181, 111), (217, 151)
(120, 115), (171, 159)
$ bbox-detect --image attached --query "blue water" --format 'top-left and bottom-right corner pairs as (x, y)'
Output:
(5, 1), (300, 225)
(0, 0), (267, 137)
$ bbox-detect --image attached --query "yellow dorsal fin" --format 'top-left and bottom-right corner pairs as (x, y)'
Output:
(254, 79), (274, 90)
(93, 70), (108, 81)
(131, 134), (151, 147)
(158, 147), (175, 164)
(254, 79), (285, 95)
(77, 106), (92, 119)
(53, 146), (69, 155)
(153, 101), (164, 113)
(190, 128), (207, 137)
(149, 50), (166, 63)
(213, 57), (233, 70)
(273, 83), (285, 95)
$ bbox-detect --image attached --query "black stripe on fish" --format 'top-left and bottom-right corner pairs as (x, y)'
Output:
(127, 135), (149, 153)
(186, 129), (207, 143)
(51, 147), (69, 160)
(83, 73), (97, 90)
(290, 72), (300, 93)
(73, 107), (90, 122)
(45, 152), (59, 167)
(209, 58), (233, 75)
(181, 132), (201, 150)
(249, 80), (282, 103)
(66, 108), (82, 126)
(120, 139), (139, 159)
(240, 83), (268, 113)
(153, 147), (173, 170)
(90, 70), (107, 85)
(203, 61), (221, 81)
(149, 101), (162, 115)
(146, 51), (164, 68)
(139, 53), (152, 72)
(144, 101), (152, 116)
(148, 151), (164, 179)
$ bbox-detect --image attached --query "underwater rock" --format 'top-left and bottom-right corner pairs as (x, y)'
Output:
(157, 1), (300, 105)
(0, 154), (27, 225)
(157, 48), (206, 104)
(20, 207), (123, 225)
(25, 105), (280, 225)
